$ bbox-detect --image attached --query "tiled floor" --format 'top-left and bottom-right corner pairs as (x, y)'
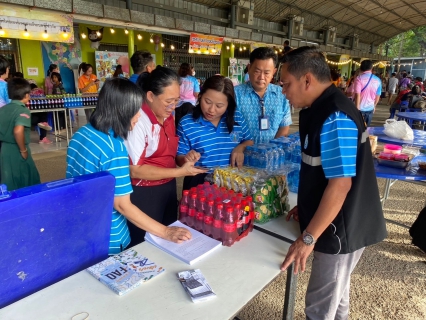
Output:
(29, 110), (87, 155)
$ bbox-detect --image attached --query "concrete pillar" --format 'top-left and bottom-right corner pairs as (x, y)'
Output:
(288, 18), (294, 41)
(230, 5), (236, 29)
(128, 29), (135, 73)
(324, 29), (330, 45)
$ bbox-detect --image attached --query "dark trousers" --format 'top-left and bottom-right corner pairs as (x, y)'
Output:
(183, 173), (208, 191)
(31, 113), (48, 140)
(360, 110), (373, 127)
(127, 179), (178, 248)
(175, 102), (194, 129)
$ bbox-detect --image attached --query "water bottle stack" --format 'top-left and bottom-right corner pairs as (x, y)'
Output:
(178, 183), (255, 247)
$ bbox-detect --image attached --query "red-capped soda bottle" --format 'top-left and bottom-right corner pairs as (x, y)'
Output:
(246, 196), (255, 232)
(187, 193), (197, 228)
(212, 204), (224, 241)
(235, 204), (244, 235)
(241, 199), (250, 232)
(179, 190), (190, 225)
(195, 196), (206, 232)
(203, 200), (214, 237)
(222, 207), (238, 246)
(236, 193), (243, 204)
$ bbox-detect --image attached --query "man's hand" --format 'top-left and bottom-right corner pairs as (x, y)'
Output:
(285, 206), (299, 222)
(231, 145), (245, 168)
(164, 226), (192, 243)
(280, 237), (314, 274)
(184, 150), (201, 163)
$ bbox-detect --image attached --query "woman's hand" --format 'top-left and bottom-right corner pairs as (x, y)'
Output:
(231, 144), (246, 168)
(164, 226), (192, 243)
(184, 150), (201, 163)
(181, 161), (208, 176)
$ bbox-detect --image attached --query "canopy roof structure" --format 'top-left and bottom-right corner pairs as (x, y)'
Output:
(188, 0), (426, 45)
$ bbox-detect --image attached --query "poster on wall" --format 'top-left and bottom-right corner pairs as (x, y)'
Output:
(189, 33), (223, 55)
(95, 51), (130, 87)
(0, 4), (74, 43)
(41, 35), (82, 94)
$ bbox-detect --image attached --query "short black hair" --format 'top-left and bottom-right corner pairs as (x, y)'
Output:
(47, 64), (58, 76)
(30, 83), (38, 90)
(90, 78), (142, 139)
(141, 66), (180, 101)
(391, 72), (396, 76)
(13, 72), (24, 78)
(8, 78), (31, 100)
(281, 46), (331, 83)
(249, 47), (277, 65)
(0, 55), (10, 76)
(360, 60), (373, 71)
(192, 75), (237, 134)
(50, 72), (62, 83)
(284, 40), (290, 45)
(130, 50), (153, 74)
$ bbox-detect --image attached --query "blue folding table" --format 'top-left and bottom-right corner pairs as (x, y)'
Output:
(396, 112), (426, 129)
(367, 126), (426, 148)
(0, 172), (115, 308)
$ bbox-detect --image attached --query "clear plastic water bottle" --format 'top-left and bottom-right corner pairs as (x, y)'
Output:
(288, 148), (301, 193)
(250, 147), (259, 168)
(258, 148), (268, 170)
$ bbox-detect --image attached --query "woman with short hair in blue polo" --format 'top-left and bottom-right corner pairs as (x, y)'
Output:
(176, 75), (254, 190)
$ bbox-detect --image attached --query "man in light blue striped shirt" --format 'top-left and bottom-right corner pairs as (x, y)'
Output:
(320, 111), (358, 178)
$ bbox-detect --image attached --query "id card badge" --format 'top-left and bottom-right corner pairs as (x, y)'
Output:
(259, 115), (270, 131)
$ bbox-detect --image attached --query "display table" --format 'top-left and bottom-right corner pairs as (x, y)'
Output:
(0, 229), (292, 320)
(30, 108), (68, 144)
(374, 159), (426, 228)
(396, 112), (426, 129)
(367, 126), (426, 148)
(67, 106), (96, 137)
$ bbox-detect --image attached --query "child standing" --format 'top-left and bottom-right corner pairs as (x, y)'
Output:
(0, 78), (40, 190)
(50, 72), (66, 95)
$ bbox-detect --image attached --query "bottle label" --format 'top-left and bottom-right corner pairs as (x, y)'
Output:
(196, 212), (204, 221)
(236, 220), (243, 228)
(179, 205), (188, 213)
(204, 216), (213, 225)
(223, 223), (236, 232)
(213, 219), (222, 228)
(188, 208), (196, 217)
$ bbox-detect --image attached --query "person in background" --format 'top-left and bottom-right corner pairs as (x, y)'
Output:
(353, 60), (381, 126)
(175, 63), (200, 127)
(0, 78), (41, 190)
(45, 64), (59, 95)
(283, 40), (292, 53)
(30, 83), (45, 96)
(125, 67), (206, 248)
(243, 66), (250, 83)
(113, 65), (124, 78)
(29, 84), (53, 144)
(67, 78), (191, 255)
(387, 72), (399, 105)
(176, 75), (253, 190)
(389, 83), (413, 118)
(78, 62), (99, 123)
(0, 55), (10, 108)
(129, 50), (156, 84)
(414, 77), (424, 92)
(234, 47), (292, 143)
(12, 72), (24, 78)
(280, 46), (386, 320)
(51, 72), (66, 95)
(399, 72), (411, 90)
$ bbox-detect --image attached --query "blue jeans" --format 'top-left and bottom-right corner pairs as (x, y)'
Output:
(360, 110), (373, 126)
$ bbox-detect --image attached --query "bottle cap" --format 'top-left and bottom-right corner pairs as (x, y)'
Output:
(216, 204), (223, 209)
(208, 200), (214, 206)
(183, 190), (189, 195)
(199, 196), (206, 202)
(226, 207), (234, 212)
(235, 204), (241, 209)
(191, 194), (197, 199)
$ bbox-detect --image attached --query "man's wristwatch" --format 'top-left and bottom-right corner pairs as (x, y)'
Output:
(302, 230), (316, 246)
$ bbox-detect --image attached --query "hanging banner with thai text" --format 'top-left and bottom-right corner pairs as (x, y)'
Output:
(0, 4), (74, 43)
(189, 33), (223, 55)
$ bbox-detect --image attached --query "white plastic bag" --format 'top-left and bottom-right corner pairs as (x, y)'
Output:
(383, 119), (414, 141)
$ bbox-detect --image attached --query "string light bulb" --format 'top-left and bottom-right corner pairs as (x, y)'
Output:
(137, 34), (142, 40)
(42, 29), (48, 39)
(81, 33), (87, 39)
(110, 27), (115, 34)
(161, 43), (165, 48)
(226, 46), (230, 50)
(243, 46), (246, 50)
(0, 26), (4, 36)
(23, 28), (29, 37)
(171, 44), (175, 50)
(150, 37), (154, 43)
(211, 48), (217, 53)
(232, 44), (235, 48)
(96, 30), (101, 37)
(239, 47), (242, 52)
(62, 28), (68, 38)
(125, 28), (129, 35)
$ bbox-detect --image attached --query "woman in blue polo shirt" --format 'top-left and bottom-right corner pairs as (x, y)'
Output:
(66, 78), (191, 255)
(176, 75), (254, 190)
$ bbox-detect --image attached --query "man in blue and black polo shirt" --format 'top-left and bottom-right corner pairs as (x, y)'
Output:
(280, 47), (387, 320)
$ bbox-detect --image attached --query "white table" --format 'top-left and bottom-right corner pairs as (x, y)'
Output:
(0, 229), (291, 320)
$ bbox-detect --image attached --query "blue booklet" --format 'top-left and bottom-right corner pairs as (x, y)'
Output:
(86, 249), (165, 295)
